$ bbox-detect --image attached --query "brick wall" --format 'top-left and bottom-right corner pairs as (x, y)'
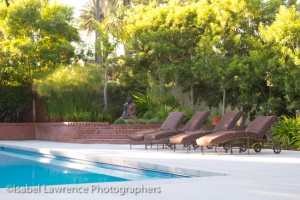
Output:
(0, 123), (35, 140)
(35, 123), (161, 144)
(0, 122), (167, 144)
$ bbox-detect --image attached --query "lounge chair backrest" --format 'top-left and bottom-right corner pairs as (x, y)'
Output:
(214, 111), (243, 132)
(160, 112), (185, 130)
(183, 111), (210, 131)
(246, 115), (277, 134)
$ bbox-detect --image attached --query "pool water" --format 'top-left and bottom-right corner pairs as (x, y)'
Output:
(0, 148), (188, 188)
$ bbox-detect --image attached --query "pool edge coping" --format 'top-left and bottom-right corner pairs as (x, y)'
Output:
(0, 143), (224, 178)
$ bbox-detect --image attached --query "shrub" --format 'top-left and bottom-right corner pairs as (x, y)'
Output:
(126, 120), (135, 124)
(137, 119), (147, 124)
(147, 118), (162, 124)
(34, 64), (109, 121)
(271, 115), (300, 149)
(133, 91), (180, 119)
(114, 118), (126, 124)
(0, 86), (33, 122)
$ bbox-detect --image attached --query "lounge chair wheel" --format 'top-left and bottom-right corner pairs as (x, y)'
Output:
(273, 143), (281, 154)
(254, 144), (262, 153)
(206, 146), (213, 149)
(239, 144), (247, 152)
(223, 143), (230, 151)
(193, 144), (199, 150)
(183, 144), (188, 148)
(223, 143), (230, 150)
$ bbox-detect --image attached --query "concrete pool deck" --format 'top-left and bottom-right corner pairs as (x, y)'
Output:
(0, 140), (299, 200)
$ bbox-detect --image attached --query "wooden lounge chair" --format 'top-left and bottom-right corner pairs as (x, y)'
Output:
(144, 111), (211, 150)
(169, 111), (243, 152)
(196, 115), (281, 155)
(128, 112), (185, 149)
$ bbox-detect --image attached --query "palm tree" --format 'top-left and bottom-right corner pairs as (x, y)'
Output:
(287, 0), (297, 7)
(79, 0), (105, 63)
(1, 0), (11, 7)
(79, 0), (132, 111)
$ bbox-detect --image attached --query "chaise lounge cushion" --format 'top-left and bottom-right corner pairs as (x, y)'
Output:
(128, 112), (185, 141)
(144, 130), (184, 140)
(144, 111), (210, 142)
(128, 129), (160, 141)
(169, 111), (243, 145)
(183, 111), (210, 131)
(196, 115), (278, 146)
(169, 130), (213, 144)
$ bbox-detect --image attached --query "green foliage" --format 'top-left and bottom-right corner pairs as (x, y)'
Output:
(113, 118), (162, 124)
(3, 0), (300, 123)
(212, 110), (222, 118)
(35, 64), (102, 95)
(133, 92), (155, 118)
(147, 118), (162, 124)
(133, 91), (180, 120)
(113, 118), (126, 124)
(118, 0), (300, 118)
(34, 64), (113, 122)
(181, 107), (194, 124)
(271, 115), (300, 149)
(0, 86), (33, 122)
(0, 0), (80, 87)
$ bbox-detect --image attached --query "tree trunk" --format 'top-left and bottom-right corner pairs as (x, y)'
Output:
(190, 84), (194, 109)
(287, 0), (297, 7)
(103, 64), (108, 112)
(5, 0), (10, 7)
(95, 0), (102, 64)
(222, 89), (226, 115)
(32, 97), (36, 122)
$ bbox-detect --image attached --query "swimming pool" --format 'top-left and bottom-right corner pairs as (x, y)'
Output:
(0, 147), (188, 188)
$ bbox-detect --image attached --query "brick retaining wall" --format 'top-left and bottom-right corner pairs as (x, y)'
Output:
(0, 123), (35, 140)
(0, 123), (161, 144)
(35, 123), (161, 144)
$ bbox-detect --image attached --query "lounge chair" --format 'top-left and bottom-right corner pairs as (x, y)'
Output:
(144, 111), (211, 150)
(196, 115), (281, 155)
(128, 112), (185, 149)
(169, 111), (243, 152)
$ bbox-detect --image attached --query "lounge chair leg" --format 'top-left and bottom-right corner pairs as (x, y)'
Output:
(201, 146), (204, 155)
(173, 145), (176, 152)
(230, 141), (233, 154)
(247, 138), (250, 155)
(217, 145), (220, 156)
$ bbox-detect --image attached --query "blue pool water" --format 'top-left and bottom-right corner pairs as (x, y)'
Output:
(0, 148), (187, 188)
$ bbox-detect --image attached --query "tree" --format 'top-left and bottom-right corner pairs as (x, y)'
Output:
(78, 0), (104, 63)
(120, 0), (298, 118)
(259, 5), (300, 113)
(93, 20), (119, 112)
(0, 0), (80, 121)
(123, 1), (201, 99)
(78, 0), (134, 63)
